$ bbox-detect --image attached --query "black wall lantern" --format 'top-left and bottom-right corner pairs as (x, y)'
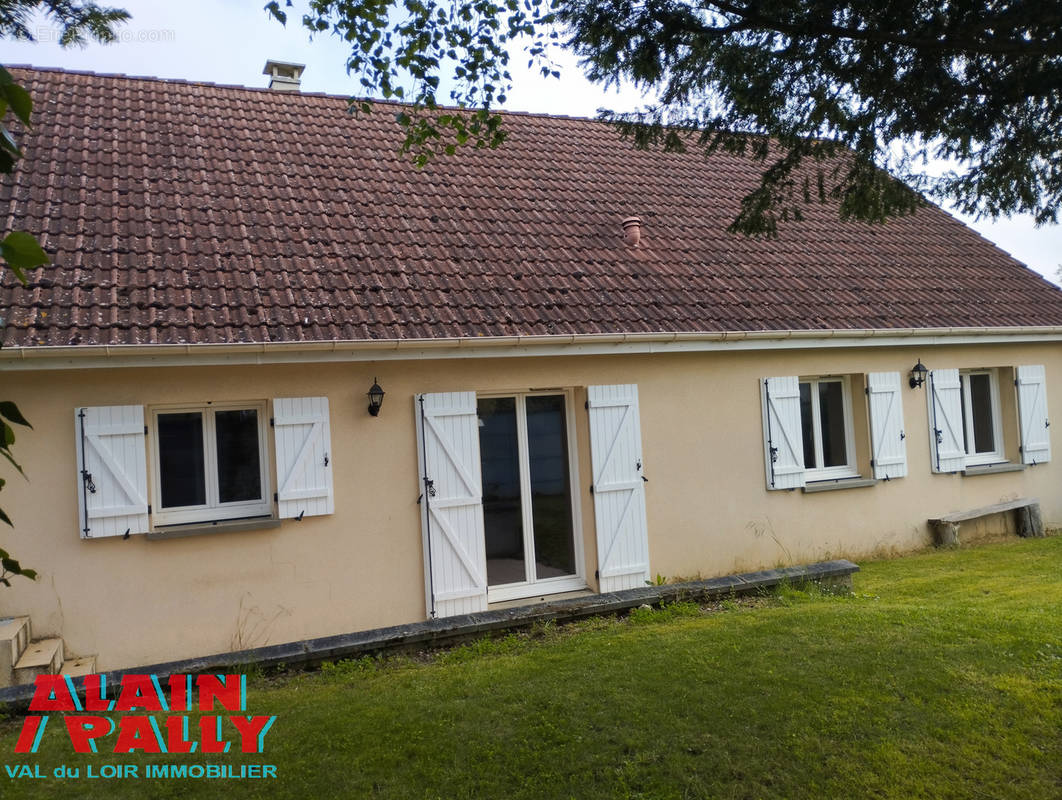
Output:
(367, 378), (385, 416)
(909, 359), (928, 389)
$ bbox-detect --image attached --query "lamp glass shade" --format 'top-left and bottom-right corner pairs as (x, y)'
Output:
(909, 361), (928, 388)
(367, 380), (385, 415)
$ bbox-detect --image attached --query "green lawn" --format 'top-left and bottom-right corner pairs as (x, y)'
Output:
(2, 536), (1061, 799)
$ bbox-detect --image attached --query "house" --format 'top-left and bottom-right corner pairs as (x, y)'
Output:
(1, 63), (1061, 676)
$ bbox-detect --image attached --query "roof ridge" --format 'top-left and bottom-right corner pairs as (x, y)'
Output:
(5, 63), (611, 125)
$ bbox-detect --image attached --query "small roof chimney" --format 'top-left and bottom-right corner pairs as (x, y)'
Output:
(622, 216), (643, 247)
(263, 60), (305, 92)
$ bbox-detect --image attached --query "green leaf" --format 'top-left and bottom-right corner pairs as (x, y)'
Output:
(0, 82), (32, 127)
(0, 125), (22, 159)
(1, 421), (13, 447)
(20, 569), (36, 580)
(0, 402), (31, 428)
(0, 507), (10, 527)
(1, 231), (49, 271)
(0, 448), (25, 477)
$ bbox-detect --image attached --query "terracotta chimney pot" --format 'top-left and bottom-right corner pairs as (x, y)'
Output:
(622, 216), (643, 247)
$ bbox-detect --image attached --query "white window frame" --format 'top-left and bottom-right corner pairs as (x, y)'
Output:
(799, 375), (859, 482)
(149, 401), (272, 526)
(959, 369), (1005, 466)
(477, 388), (586, 604)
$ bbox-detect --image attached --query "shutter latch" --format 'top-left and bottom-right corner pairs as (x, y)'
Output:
(934, 429), (943, 444)
(81, 470), (97, 494)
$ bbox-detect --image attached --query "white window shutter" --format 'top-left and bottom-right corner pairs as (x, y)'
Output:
(75, 406), (149, 539)
(928, 369), (966, 473)
(867, 372), (908, 480)
(1017, 364), (1051, 465)
(415, 392), (488, 618)
(587, 384), (650, 593)
(761, 377), (806, 490)
(273, 397), (334, 519)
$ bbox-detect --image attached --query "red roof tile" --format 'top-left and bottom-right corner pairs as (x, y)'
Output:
(3, 66), (1062, 348)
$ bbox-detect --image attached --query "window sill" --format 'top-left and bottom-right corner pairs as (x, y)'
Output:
(146, 517), (281, 540)
(962, 462), (1026, 477)
(802, 477), (877, 494)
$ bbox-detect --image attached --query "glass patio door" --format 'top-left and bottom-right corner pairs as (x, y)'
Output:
(477, 392), (584, 601)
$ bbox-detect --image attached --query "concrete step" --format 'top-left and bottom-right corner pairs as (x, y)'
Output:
(60, 655), (96, 678)
(13, 638), (63, 687)
(0, 617), (31, 689)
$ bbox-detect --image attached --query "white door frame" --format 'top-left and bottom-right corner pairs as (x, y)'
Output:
(477, 388), (587, 603)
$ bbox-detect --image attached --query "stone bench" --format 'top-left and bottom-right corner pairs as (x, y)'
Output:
(929, 497), (1044, 546)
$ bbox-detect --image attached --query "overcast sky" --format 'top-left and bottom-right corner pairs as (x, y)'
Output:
(5, 0), (1060, 283)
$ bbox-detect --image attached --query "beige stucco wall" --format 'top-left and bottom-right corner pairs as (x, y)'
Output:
(1, 340), (1059, 670)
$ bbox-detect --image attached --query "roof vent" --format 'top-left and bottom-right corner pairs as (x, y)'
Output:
(263, 60), (306, 92)
(622, 216), (643, 247)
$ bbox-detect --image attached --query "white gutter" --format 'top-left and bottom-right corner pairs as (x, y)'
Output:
(2, 326), (1062, 371)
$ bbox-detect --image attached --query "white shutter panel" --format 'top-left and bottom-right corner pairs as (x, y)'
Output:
(761, 377), (806, 490)
(1017, 364), (1051, 465)
(928, 369), (966, 473)
(273, 397), (334, 519)
(415, 392), (488, 618)
(75, 406), (149, 538)
(867, 372), (908, 480)
(587, 384), (650, 593)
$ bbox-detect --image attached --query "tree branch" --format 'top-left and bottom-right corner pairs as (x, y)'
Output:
(701, 0), (1062, 58)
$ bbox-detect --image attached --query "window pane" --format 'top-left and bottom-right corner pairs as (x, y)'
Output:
(799, 383), (816, 469)
(216, 409), (262, 504)
(526, 395), (576, 578)
(969, 374), (996, 453)
(478, 397), (525, 586)
(158, 412), (206, 508)
(818, 381), (848, 467)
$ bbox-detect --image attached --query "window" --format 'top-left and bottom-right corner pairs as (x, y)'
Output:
(958, 370), (1003, 465)
(76, 397), (334, 539)
(929, 365), (1051, 473)
(798, 376), (858, 481)
(477, 392), (583, 601)
(150, 403), (272, 525)
(763, 371), (904, 491)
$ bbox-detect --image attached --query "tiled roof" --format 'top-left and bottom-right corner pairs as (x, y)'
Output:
(3, 66), (1062, 348)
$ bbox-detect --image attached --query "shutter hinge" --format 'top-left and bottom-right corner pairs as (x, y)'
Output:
(589, 484), (594, 494)
(270, 417), (275, 428)
(864, 387), (870, 395)
(870, 459), (875, 467)
(584, 400), (589, 410)
(144, 425), (148, 435)
(595, 569), (599, 579)
(273, 492), (278, 502)
(147, 504), (152, 514)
